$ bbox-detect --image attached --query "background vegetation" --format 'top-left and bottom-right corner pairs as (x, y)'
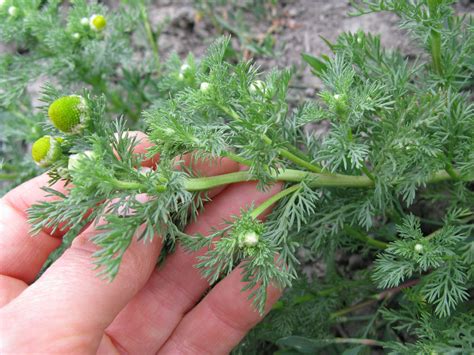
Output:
(1, 0), (473, 353)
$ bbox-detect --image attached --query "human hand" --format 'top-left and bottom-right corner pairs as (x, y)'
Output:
(0, 133), (283, 354)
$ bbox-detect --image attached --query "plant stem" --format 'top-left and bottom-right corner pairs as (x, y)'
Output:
(110, 167), (465, 193)
(221, 151), (252, 166)
(184, 169), (374, 191)
(0, 173), (18, 181)
(139, 2), (160, 73)
(360, 165), (375, 181)
(217, 104), (322, 173)
(330, 279), (420, 320)
(427, 0), (443, 75)
(430, 29), (443, 76)
(110, 178), (145, 191)
(445, 162), (459, 180)
(250, 184), (301, 219)
(329, 338), (383, 347)
(343, 225), (388, 249)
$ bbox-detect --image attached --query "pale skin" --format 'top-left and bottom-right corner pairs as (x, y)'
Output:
(0, 132), (283, 354)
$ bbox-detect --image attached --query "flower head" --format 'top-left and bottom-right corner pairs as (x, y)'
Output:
(48, 95), (88, 133)
(89, 14), (106, 32)
(31, 136), (63, 168)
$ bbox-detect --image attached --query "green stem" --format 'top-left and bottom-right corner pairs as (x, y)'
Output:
(184, 169), (374, 191)
(329, 338), (383, 347)
(139, 2), (160, 72)
(0, 173), (18, 181)
(221, 151), (252, 166)
(360, 165), (375, 181)
(430, 29), (443, 75)
(445, 162), (459, 180)
(330, 279), (419, 320)
(217, 104), (322, 173)
(110, 178), (145, 191)
(250, 184), (301, 219)
(343, 226), (388, 249)
(110, 167), (465, 194)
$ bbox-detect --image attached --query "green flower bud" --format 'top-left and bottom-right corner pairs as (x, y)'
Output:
(31, 136), (63, 168)
(414, 243), (424, 253)
(48, 95), (88, 133)
(72, 32), (81, 40)
(89, 14), (106, 32)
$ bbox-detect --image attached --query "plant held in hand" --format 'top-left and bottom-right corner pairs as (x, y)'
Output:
(15, 0), (474, 353)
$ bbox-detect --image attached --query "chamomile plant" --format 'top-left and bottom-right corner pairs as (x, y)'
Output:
(4, 0), (474, 353)
(0, 0), (205, 193)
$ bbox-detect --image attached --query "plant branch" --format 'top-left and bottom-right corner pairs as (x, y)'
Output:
(217, 104), (322, 173)
(139, 2), (160, 73)
(184, 169), (374, 191)
(110, 167), (465, 194)
(329, 337), (383, 347)
(343, 225), (388, 249)
(250, 184), (301, 219)
(330, 279), (420, 320)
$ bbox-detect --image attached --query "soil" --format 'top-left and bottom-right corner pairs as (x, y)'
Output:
(149, 0), (474, 100)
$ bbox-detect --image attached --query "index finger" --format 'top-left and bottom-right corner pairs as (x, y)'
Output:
(0, 174), (67, 283)
(0, 131), (158, 284)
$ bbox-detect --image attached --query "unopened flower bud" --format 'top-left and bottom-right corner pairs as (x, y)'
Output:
(31, 136), (63, 168)
(8, 6), (18, 17)
(48, 95), (88, 133)
(68, 150), (96, 171)
(89, 14), (106, 32)
(72, 32), (81, 40)
(241, 231), (260, 247)
(200, 82), (210, 92)
(414, 243), (424, 252)
(249, 80), (266, 94)
(80, 17), (89, 26)
(180, 63), (190, 73)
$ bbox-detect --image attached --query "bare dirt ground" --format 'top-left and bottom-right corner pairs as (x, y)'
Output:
(149, 0), (473, 99)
